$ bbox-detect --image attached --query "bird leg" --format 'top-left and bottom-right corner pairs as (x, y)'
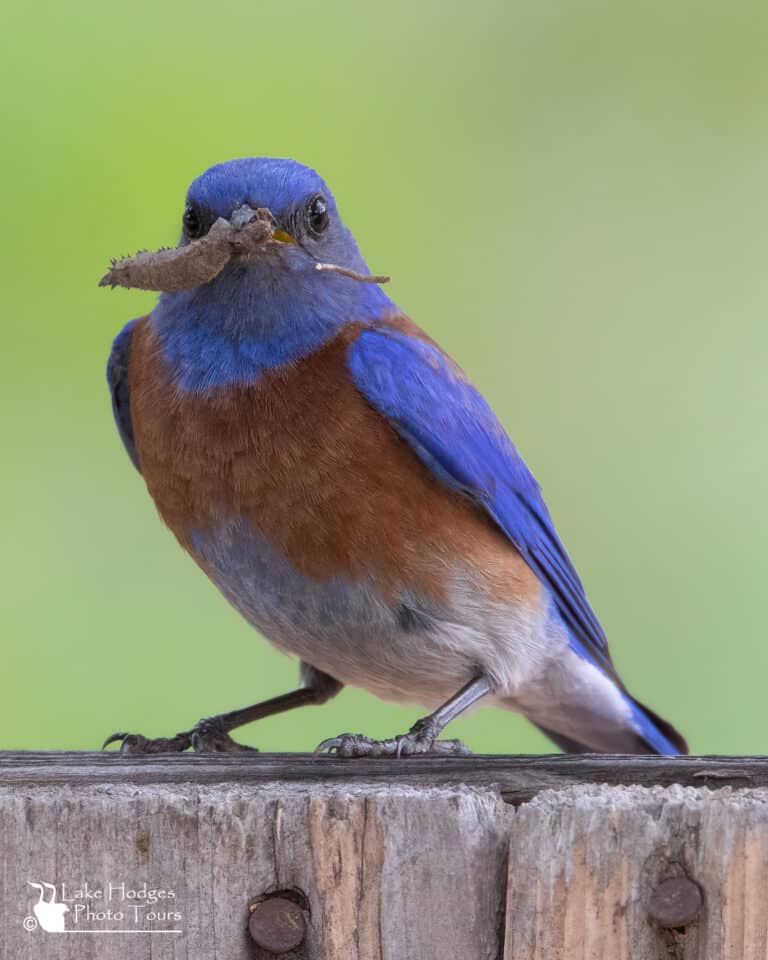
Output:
(314, 675), (491, 758)
(103, 664), (342, 754)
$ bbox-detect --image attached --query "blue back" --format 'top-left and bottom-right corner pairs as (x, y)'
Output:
(348, 324), (615, 680)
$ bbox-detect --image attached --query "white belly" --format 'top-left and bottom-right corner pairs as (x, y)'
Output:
(191, 518), (558, 708)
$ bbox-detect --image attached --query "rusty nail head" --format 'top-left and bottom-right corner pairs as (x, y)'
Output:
(648, 877), (702, 929)
(248, 897), (306, 953)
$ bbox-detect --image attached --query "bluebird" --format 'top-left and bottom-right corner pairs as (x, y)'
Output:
(102, 157), (687, 757)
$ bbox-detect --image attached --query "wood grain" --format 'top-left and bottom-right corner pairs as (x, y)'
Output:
(2, 752), (767, 959)
(1, 751), (766, 802)
(504, 784), (768, 960)
(0, 779), (509, 960)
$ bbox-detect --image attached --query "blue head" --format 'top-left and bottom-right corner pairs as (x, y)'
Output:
(152, 157), (395, 391)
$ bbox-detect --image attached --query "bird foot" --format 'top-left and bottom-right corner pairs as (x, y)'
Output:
(102, 716), (259, 755)
(314, 722), (471, 759)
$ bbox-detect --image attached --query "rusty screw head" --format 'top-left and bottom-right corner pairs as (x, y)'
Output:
(248, 896), (306, 954)
(648, 877), (702, 929)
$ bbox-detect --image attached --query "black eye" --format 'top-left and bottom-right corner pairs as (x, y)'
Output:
(307, 195), (329, 235)
(182, 203), (207, 239)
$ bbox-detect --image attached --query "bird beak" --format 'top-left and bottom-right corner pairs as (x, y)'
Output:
(230, 204), (296, 244)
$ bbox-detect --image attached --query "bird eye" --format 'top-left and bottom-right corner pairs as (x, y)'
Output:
(182, 203), (207, 240)
(307, 195), (329, 235)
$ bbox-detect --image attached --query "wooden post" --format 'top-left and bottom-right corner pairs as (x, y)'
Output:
(1, 752), (767, 959)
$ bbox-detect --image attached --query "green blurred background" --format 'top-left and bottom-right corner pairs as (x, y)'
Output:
(2, 1), (766, 754)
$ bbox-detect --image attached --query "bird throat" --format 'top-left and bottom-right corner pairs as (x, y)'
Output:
(150, 261), (394, 392)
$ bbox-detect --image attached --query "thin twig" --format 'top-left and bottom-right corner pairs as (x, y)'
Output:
(314, 262), (390, 284)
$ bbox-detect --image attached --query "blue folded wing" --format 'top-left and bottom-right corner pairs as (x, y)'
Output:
(107, 318), (141, 473)
(348, 325), (615, 680)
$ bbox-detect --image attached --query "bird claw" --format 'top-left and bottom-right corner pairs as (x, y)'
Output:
(314, 731), (472, 759)
(190, 716), (259, 753)
(102, 717), (258, 755)
(101, 731), (192, 754)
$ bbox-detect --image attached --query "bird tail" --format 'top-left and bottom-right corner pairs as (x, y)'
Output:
(626, 694), (689, 754)
(534, 693), (688, 756)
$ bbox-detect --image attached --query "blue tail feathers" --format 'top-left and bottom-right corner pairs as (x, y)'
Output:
(625, 693), (688, 755)
(535, 693), (688, 755)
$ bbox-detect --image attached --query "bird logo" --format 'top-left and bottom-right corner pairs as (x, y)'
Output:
(26, 881), (69, 932)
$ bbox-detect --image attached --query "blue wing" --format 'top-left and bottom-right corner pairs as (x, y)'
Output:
(347, 324), (615, 680)
(107, 318), (141, 473)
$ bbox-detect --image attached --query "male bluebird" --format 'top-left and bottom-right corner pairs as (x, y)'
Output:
(103, 157), (687, 757)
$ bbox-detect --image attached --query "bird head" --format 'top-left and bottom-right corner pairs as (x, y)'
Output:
(181, 156), (368, 281)
(103, 157), (395, 388)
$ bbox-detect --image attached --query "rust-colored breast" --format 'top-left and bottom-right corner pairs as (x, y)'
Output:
(127, 315), (540, 604)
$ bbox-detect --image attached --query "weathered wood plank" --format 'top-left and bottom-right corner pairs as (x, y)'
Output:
(3, 754), (768, 959)
(0, 782), (509, 960)
(504, 784), (768, 960)
(1, 751), (767, 802)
